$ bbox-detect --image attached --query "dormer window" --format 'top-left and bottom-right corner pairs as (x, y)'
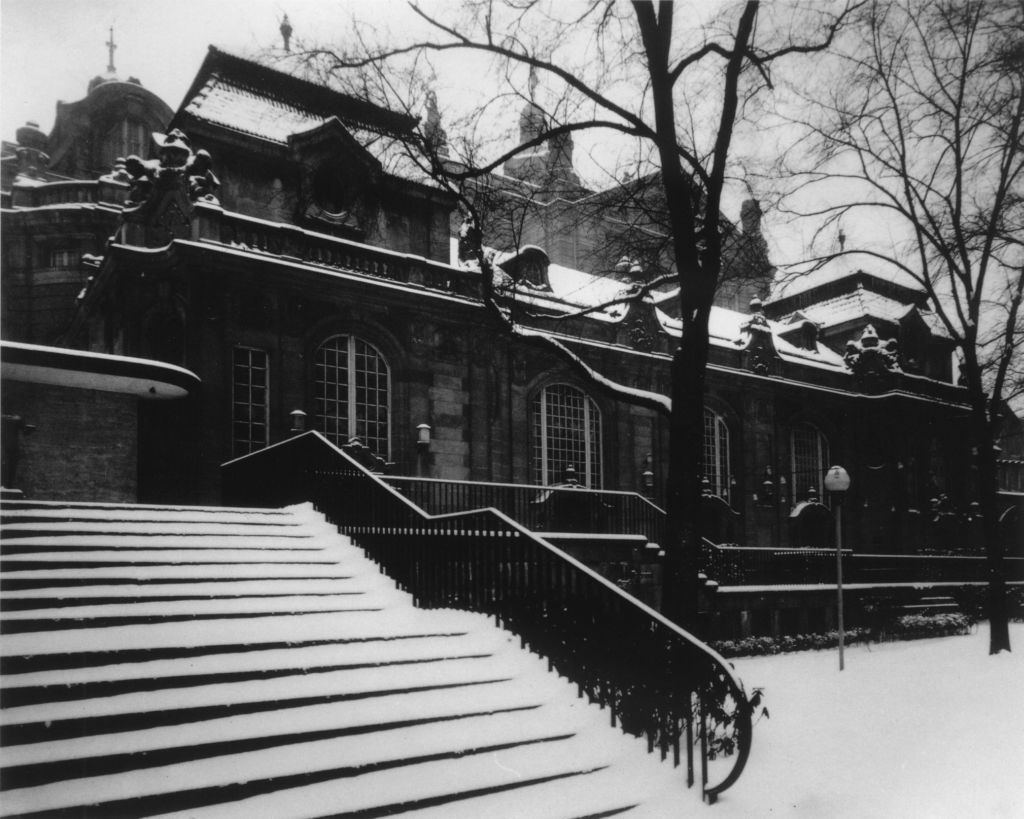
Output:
(100, 118), (148, 169)
(305, 159), (373, 235)
(779, 316), (819, 352)
(313, 162), (355, 216)
(497, 245), (551, 291)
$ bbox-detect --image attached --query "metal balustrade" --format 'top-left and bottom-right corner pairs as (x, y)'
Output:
(222, 431), (754, 804)
(701, 542), (1024, 586)
(383, 474), (666, 545)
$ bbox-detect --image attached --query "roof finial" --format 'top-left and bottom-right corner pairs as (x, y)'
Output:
(280, 14), (293, 52)
(838, 226), (846, 252)
(106, 26), (117, 74)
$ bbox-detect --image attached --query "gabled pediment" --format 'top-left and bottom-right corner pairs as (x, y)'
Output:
(287, 116), (383, 176)
(288, 117), (383, 237)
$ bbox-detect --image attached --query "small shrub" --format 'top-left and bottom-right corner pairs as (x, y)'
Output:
(711, 627), (872, 658)
(892, 612), (971, 639)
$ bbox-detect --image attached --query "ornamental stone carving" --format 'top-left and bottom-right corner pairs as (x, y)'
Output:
(120, 129), (219, 248)
(843, 324), (900, 387)
(741, 297), (780, 375)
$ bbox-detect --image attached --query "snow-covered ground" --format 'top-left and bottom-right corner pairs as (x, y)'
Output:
(715, 623), (1024, 818)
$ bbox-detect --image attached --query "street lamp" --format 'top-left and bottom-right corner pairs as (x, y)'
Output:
(824, 465), (851, 670)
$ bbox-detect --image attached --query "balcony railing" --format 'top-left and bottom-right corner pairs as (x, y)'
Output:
(9, 178), (129, 209)
(193, 203), (481, 300)
(222, 431), (754, 804)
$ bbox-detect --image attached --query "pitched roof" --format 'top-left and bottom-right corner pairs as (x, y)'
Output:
(786, 283), (951, 339)
(177, 48), (439, 187)
(177, 48), (415, 138)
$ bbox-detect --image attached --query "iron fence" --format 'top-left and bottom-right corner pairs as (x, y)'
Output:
(222, 431), (754, 804)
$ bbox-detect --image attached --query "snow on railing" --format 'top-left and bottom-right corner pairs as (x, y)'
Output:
(193, 204), (480, 300)
(222, 431), (755, 804)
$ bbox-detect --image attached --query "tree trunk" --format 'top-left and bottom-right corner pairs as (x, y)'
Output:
(662, 313), (712, 633)
(972, 404), (1012, 653)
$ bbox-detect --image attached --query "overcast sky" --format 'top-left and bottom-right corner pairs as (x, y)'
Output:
(0, 0), (866, 269)
(0, 0), (373, 136)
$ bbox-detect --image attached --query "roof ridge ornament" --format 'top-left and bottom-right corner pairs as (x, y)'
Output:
(106, 26), (117, 74)
(280, 14), (293, 53)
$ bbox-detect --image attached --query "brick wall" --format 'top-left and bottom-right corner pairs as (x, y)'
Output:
(2, 379), (138, 501)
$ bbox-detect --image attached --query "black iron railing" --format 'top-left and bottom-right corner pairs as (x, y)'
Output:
(702, 542), (1024, 586)
(382, 475), (666, 545)
(222, 431), (754, 804)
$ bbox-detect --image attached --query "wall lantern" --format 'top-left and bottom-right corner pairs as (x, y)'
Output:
(824, 464), (850, 671)
(642, 469), (654, 497)
(824, 465), (851, 494)
(416, 423), (432, 450)
(289, 409), (307, 434)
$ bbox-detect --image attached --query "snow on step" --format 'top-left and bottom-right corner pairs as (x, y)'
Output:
(144, 725), (678, 819)
(1, 590), (407, 623)
(6, 714), (623, 817)
(3, 675), (541, 768)
(2, 653), (535, 729)
(1, 577), (373, 601)
(1, 608), (473, 658)
(0, 563), (363, 585)
(1, 521), (312, 536)
(0, 500), (698, 817)
(0, 500), (294, 520)
(4, 630), (511, 691)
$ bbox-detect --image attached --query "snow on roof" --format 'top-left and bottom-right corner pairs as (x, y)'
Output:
(183, 75), (437, 187)
(185, 75), (323, 143)
(508, 263), (636, 322)
(655, 306), (747, 347)
(653, 305), (848, 370)
(772, 332), (847, 371)
(770, 259), (921, 299)
(796, 285), (915, 330)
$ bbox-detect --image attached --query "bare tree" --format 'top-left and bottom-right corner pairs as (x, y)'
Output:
(779, 0), (1023, 653)
(287, 0), (856, 630)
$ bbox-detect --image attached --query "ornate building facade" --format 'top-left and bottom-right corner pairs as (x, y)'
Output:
(2, 43), (1007, 558)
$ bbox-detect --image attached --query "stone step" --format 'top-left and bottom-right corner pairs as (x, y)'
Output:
(143, 726), (655, 819)
(0, 577), (384, 610)
(2, 710), (627, 818)
(3, 631), (509, 705)
(0, 501), (701, 817)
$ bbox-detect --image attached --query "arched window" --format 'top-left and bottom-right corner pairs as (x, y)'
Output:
(791, 423), (829, 501)
(314, 335), (390, 457)
(703, 407), (731, 499)
(532, 384), (602, 487)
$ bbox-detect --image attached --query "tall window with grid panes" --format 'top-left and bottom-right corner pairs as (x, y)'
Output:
(791, 423), (829, 503)
(702, 407), (731, 500)
(313, 335), (390, 458)
(531, 384), (602, 488)
(232, 347), (268, 456)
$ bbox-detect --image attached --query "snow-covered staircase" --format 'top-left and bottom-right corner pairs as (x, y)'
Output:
(1, 499), (697, 818)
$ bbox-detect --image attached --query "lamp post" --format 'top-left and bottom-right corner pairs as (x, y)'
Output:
(824, 465), (851, 671)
